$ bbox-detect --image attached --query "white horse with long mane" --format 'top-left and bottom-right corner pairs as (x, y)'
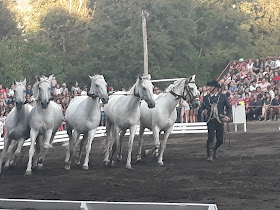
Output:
(0, 79), (32, 173)
(104, 75), (155, 169)
(137, 75), (200, 166)
(25, 75), (63, 175)
(64, 75), (109, 170)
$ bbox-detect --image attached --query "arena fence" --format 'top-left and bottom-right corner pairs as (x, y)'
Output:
(0, 199), (218, 210)
(0, 122), (207, 150)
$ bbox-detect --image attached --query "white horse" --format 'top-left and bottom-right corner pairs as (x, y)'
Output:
(137, 75), (200, 166)
(25, 75), (63, 175)
(104, 75), (155, 169)
(64, 75), (109, 170)
(0, 79), (32, 173)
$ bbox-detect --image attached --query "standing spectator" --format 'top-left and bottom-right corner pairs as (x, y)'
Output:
(71, 82), (81, 95)
(180, 98), (190, 123)
(51, 76), (57, 91)
(100, 100), (105, 126)
(26, 84), (33, 96)
(108, 86), (114, 95)
(81, 86), (88, 96)
(270, 94), (280, 120)
(53, 84), (61, 97)
(60, 83), (69, 94)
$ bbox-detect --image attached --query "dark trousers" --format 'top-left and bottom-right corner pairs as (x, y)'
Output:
(207, 118), (223, 156)
(248, 107), (262, 120)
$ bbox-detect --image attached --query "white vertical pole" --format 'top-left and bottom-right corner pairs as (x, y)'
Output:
(142, 10), (149, 76)
(235, 124), (237, 132)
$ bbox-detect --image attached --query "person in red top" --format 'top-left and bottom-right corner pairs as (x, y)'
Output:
(272, 71), (280, 81)
(236, 58), (247, 71)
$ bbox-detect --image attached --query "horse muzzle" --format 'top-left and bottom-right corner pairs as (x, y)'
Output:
(41, 101), (49, 109)
(146, 99), (155, 108)
(101, 96), (109, 104)
(16, 102), (23, 110)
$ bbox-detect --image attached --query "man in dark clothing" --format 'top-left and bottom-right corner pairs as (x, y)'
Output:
(201, 80), (232, 162)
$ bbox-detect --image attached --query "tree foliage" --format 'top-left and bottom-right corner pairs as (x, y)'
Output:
(0, 0), (279, 88)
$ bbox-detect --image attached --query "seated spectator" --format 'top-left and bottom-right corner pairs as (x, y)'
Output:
(255, 86), (263, 100)
(248, 94), (262, 121)
(26, 84), (33, 96)
(243, 92), (251, 120)
(249, 80), (257, 92)
(253, 58), (262, 73)
(231, 91), (242, 106)
(236, 58), (247, 71)
(0, 100), (6, 116)
(270, 94), (280, 120)
(257, 78), (270, 93)
(272, 71), (280, 81)
(257, 68), (266, 80)
(267, 85), (275, 99)
(260, 93), (272, 120)
(265, 58), (275, 70)
(0, 85), (6, 95)
(153, 87), (161, 95)
(240, 66), (248, 79)
(229, 81), (237, 93)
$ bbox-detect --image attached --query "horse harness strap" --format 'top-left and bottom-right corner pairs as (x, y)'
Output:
(207, 94), (222, 124)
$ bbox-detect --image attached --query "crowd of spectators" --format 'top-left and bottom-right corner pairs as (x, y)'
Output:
(1, 55), (280, 132)
(176, 55), (280, 123)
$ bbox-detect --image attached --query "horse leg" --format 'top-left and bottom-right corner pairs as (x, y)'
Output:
(104, 119), (112, 165)
(25, 130), (39, 175)
(64, 126), (73, 162)
(136, 124), (145, 162)
(33, 135), (43, 168)
(75, 134), (87, 165)
(109, 126), (120, 166)
(38, 132), (56, 168)
(65, 130), (80, 170)
(43, 130), (53, 149)
(145, 127), (160, 157)
(4, 140), (17, 169)
(10, 138), (25, 166)
(158, 126), (173, 166)
(126, 125), (137, 170)
(0, 135), (10, 173)
(82, 129), (96, 170)
(117, 129), (126, 161)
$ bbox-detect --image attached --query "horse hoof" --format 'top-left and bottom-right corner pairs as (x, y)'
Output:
(82, 165), (89, 171)
(64, 165), (71, 170)
(125, 164), (132, 170)
(37, 163), (43, 169)
(154, 152), (159, 158)
(144, 149), (149, 157)
(136, 157), (142, 162)
(158, 161), (164, 166)
(117, 155), (122, 161)
(25, 170), (32, 176)
(75, 160), (81, 165)
(44, 143), (53, 149)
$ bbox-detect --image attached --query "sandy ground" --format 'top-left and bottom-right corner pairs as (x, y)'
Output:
(0, 121), (280, 210)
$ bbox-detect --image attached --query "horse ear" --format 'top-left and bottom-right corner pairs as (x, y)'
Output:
(13, 79), (17, 86)
(22, 78), (27, 86)
(89, 75), (92, 79)
(32, 82), (39, 100)
(138, 75), (143, 81)
(147, 74), (151, 80)
(36, 75), (40, 82)
(48, 74), (54, 82)
(190, 75), (196, 82)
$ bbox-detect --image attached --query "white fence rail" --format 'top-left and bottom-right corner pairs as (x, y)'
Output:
(0, 199), (218, 210)
(0, 122), (207, 150)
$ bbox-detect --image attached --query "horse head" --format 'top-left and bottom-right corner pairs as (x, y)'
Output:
(135, 75), (155, 108)
(14, 78), (27, 110)
(88, 75), (109, 104)
(170, 75), (200, 108)
(184, 75), (200, 108)
(33, 75), (52, 109)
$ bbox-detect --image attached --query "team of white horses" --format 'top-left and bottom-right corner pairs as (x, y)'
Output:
(0, 74), (200, 175)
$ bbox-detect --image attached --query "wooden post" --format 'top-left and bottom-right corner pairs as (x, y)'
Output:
(141, 10), (149, 76)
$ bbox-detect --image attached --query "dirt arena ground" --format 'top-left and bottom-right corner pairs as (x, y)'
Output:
(0, 121), (280, 210)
